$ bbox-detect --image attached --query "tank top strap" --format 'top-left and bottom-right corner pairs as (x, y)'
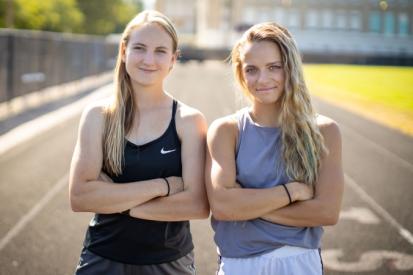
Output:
(171, 99), (178, 127)
(235, 108), (248, 156)
(172, 99), (178, 116)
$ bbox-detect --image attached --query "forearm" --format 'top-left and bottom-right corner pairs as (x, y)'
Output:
(210, 185), (290, 221)
(261, 198), (339, 227)
(70, 178), (166, 214)
(130, 189), (209, 221)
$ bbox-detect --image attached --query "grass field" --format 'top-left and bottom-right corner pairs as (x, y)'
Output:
(303, 64), (413, 136)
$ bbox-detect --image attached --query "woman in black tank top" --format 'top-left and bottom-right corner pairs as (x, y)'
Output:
(69, 10), (209, 275)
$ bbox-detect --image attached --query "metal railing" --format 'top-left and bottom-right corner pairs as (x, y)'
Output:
(0, 29), (117, 103)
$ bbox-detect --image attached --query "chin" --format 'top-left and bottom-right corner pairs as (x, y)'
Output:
(253, 95), (281, 105)
(131, 76), (159, 86)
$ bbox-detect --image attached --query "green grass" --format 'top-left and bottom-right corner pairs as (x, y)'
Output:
(303, 64), (413, 113)
(302, 64), (413, 135)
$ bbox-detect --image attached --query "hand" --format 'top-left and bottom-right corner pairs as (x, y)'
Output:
(230, 181), (242, 189)
(165, 176), (184, 196)
(98, 171), (113, 183)
(286, 181), (314, 202)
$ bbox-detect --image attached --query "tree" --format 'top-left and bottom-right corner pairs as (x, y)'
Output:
(0, 0), (142, 35)
(76, 0), (141, 35)
(12, 0), (83, 32)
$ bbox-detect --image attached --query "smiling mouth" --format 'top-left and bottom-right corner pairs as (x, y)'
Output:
(256, 86), (276, 92)
(139, 68), (157, 72)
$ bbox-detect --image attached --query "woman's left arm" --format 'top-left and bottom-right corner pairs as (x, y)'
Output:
(129, 106), (210, 221)
(261, 119), (344, 227)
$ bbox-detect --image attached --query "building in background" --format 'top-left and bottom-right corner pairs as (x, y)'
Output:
(153, 0), (413, 64)
(154, 0), (197, 45)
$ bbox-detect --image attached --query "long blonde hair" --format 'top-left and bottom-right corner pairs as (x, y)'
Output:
(231, 22), (326, 186)
(103, 10), (178, 176)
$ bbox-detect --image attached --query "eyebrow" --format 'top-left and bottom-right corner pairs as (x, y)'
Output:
(243, 61), (282, 67)
(131, 42), (169, 50)
(267, 61), (283, 65)
(131, 42), (146, 47)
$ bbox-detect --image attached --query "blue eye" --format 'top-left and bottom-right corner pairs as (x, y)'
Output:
(245, 67), (257, 74)
(269, 65), (282, 70)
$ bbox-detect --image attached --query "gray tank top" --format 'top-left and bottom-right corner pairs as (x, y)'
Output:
(211, 108), (323, 258)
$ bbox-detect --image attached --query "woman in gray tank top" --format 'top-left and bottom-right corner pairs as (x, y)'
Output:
(205, 22), (344, 275)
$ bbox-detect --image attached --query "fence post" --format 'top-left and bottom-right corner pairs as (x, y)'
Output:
(6, 33), (14, 101)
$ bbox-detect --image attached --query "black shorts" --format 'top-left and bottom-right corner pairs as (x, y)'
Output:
(74, 248), (196, 275)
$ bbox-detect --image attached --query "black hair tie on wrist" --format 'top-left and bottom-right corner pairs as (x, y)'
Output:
(282, 184), (292, 204)
(163, 178), (170, 196)
(121, 209), (130, 216)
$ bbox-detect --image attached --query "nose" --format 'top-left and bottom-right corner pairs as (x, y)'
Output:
(257, 70), (270, 85)
(143, 51), (155, 65)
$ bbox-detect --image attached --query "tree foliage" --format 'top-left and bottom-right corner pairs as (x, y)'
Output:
(0, 0), (141, 35)
(76, 0), (140, 35)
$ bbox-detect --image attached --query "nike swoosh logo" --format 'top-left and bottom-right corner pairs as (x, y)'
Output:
(160, 147), (176, 154)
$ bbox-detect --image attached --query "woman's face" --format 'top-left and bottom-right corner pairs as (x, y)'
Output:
(240, 40), (285, 105)
(122, 23), (176, 87)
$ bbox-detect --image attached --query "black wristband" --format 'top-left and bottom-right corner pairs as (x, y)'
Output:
(282, 184), (292, 204)
(121, 209), (130, 215)
(163, 178), (170, 196)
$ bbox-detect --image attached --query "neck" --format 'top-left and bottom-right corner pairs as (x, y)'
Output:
(131, 81), (169, 109)
(250, 101), (282, 127)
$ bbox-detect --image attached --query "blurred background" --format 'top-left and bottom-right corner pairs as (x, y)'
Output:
(0, 0), (412, 274)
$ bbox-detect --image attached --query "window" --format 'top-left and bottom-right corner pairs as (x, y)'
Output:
(349, 11), (362, 31)
(274, 7), (286, 26)
(287, 9), (300, 28)
(384, 12), (395, 35)
(398, 13), (409, 36)
(369, 11), (381, 33)
(305, 9), (319, 29)
(336, 10), (347, 30)
(321, 9), (334, 29)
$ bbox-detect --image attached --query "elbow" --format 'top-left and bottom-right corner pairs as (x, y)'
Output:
(70, 196), (83, 212)
(327, 212), (340, 225)
(197, 205), (210, 219)
(69, 183), (88, 212)
(210, 202), (235, 221)
(321, 209), (340, 226)
(207, 193), (243, 221)
(192, 196), (210, 219)
(70, 193), (88, 212)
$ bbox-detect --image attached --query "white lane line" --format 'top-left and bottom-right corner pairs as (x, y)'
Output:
(339, 207), (380, 224)
(0, 83), (112, 156)
(340, 124), (413, 173)
(0, 174), (68, 252)
(345, 174), (413, 246)
(0, 83), (111, 252)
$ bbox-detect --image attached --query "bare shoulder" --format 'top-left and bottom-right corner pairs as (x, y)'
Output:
(209, 113), (238, 133)
(79, 99), (110, 137)
(316, 114), (341, 147)
(207, 113), (239, 144)
(175, 101), (207, 140)
(176, 101), (206, 126)
(81, 99), (109, 123)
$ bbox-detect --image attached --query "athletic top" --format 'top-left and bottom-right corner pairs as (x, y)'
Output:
(83, 100), (194, 265)
(211, 107), (323, 258)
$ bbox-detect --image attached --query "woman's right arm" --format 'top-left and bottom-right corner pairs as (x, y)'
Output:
(205, 117), (311, 221)
(69, 104), (170, 214)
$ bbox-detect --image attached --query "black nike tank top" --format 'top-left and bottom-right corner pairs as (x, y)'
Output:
(83, 100), (194, 265)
